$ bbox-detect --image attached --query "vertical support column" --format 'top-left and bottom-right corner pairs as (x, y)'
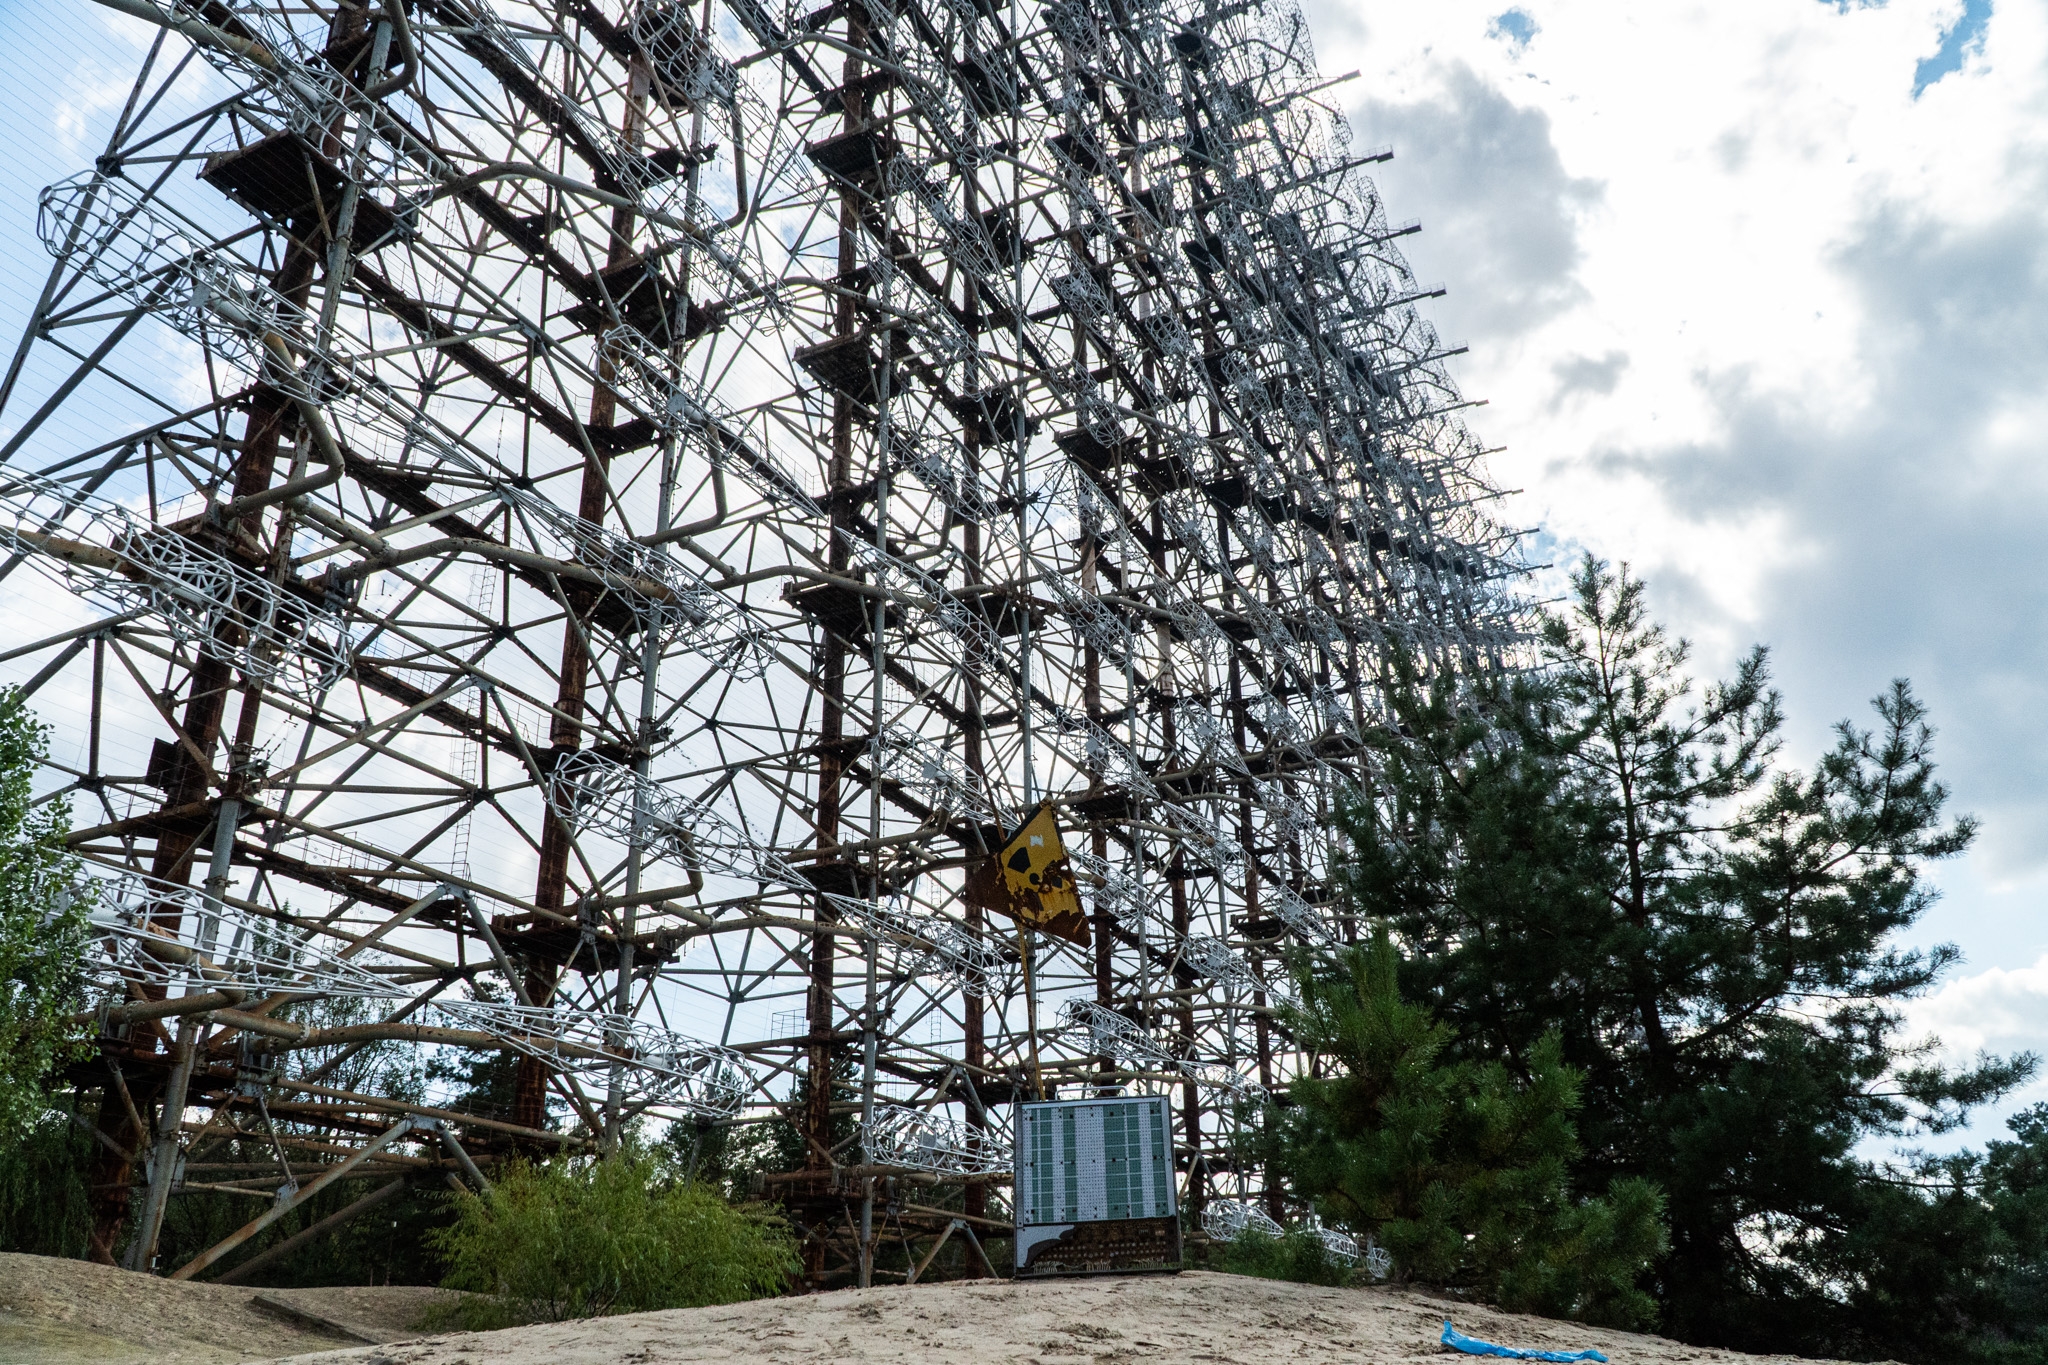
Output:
(522, 46), (653, 1137)
(606, 2), (729, 1146)
(84, 148), (333, 1270)
(123, 1014), (199, 1271)
(1232, 645), (1281, 1217)
(1079, 490), (1117, 1093)
(956, 85), (992, 1225)
(856, 116), (900, 1287)
(116, 0), (401, 1257)
(1156, 607), (1201, 1209)
(958, 526), (989, 1221)
(1168, 862), (1202, 1217)
(802, 11), (873, 1284)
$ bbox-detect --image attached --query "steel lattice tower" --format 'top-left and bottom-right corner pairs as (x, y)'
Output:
(0, 0), (1525, 1283)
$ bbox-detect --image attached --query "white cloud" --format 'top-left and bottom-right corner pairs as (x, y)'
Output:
(1308, 0), (2048, 807)
(1898, 950), (2048, 1145)
(1304, 0), (2048, 1131)
(1306, 0), (2048, 644)
(1907, 954), (2048, 1061)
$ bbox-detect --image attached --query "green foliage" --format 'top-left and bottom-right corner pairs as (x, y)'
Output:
(1216, 1224), (1354, 1287)
(425, 1046), (523, 1121)
(146, 988), (446, 1280)
(152, 1168), (454, 1288)
(0, 1096), (95, 1256)
(431, 1149), (798, 1324)
(242, 1182), (452, 1289)
(661, 1114), (779, 1204)
(1962, 1105), (2048, 1360)
(0, 686), (86, 1144)
(275, 991), (428, 1104)
(1339, 555), (2040, 1360)
(763, 1056), (857, 1172)
(1270, 929), (1666, 1327)
(425, 979), (550, 1128)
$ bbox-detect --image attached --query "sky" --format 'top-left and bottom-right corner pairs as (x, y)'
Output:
(1295, 0), (2048, 1147)
(0, 0), (2043, 1148)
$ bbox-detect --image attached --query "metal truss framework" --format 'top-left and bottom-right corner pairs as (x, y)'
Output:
(1, 0), (1523, 1284)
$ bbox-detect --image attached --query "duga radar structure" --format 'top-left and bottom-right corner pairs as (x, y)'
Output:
(0, 0), (1525, 1285)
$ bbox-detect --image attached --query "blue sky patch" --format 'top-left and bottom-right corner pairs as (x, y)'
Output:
(1489, 8), (1538, 49)
(1915, 0), (1991, 96)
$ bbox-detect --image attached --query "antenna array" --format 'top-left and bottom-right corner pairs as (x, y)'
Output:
(1, 0), (1522, 1282)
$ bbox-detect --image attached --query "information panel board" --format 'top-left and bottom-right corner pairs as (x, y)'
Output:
(1013, 1096), (1182, 1277)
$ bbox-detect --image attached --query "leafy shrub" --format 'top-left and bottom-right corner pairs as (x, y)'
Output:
(431, 1150), (798, 1325)
(0, 685), (86, 1144)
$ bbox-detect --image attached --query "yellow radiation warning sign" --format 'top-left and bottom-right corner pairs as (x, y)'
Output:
(964, 802), (1090, 946)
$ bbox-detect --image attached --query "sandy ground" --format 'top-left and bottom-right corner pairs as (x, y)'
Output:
(251, 1271), (1837, 1365)
(0, 1253), (451, 1365)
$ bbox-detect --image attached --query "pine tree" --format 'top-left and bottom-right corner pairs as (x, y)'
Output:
(1270, 929), (1667, 1327)
(1342, 556), (2037, 1358)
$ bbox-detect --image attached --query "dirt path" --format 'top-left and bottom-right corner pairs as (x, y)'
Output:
(0, 1253), (450, 1365)
(253, 1271), (1831, 1365)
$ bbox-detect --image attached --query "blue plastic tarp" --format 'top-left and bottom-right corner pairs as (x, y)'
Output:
(1442, 1319), (1610, 1363)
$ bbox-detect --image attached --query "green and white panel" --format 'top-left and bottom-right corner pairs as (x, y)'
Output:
(1016, 1097), (1176, 1226)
